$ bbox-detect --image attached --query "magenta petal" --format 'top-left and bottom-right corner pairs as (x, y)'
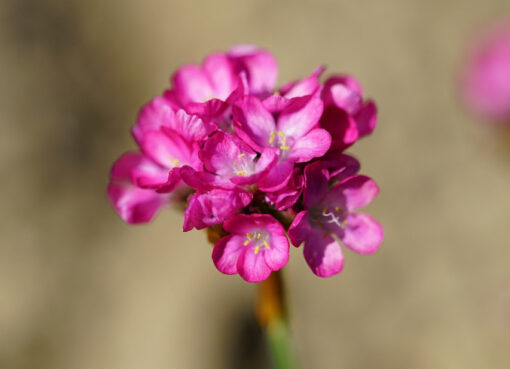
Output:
(107, 183), (167, 224)
(182, 189), (252, 231)
(111, 152), (168, 189)
(203, 53), (237, 100)
(212, 235), (245, 275)
(281, 66), (324, 99)
(277, 96), (324, 139)
(180, 166), (234, 191)
(262, 94), (292, 113)
(154, 167), (181, 193)
(257, 160), (294, 192)
(288, 128), (331, 163)
(132, 97), (175, 144)
(323, 75), (363, 98)
(265, 169), (304, 211)
(320, 106), (359, 151)
(303, 162), (329, 208)
(355, 101), (377, 137)
(228, 45), (278, 96)
(339, 213), (383, 254)
(322, 154), (361, 182)
(233, 96), (275, 151)
(263, 239), (289, 271)
(329, 83), (363, 114)
(303, 233), (344, 277)
(172, 65), (215, 105)
(237, 247), (272, 283)
(288, 210), (312, 247)
(328, 175), (380, 211)
(161, 109), (216, 142)
(140, 130), (192, 169)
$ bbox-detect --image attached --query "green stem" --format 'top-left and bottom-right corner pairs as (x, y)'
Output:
(256, 271), (298, 369)
(266, 318), (298, 369)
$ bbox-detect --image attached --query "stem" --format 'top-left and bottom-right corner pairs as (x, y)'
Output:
(256, 271), (298, 369)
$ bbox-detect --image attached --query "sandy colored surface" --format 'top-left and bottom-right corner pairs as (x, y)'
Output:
(1, 0), (510, 368)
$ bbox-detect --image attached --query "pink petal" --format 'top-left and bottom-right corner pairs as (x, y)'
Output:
(303, 232), (344, 278)
(339, 213), (383, 254)
(323, 75), (363, 99)
(303, 162), (329, 208)
(132, 97), (175, 144)
(287, 128), (331, 163)
(262, 94), (292, 113)
(180, 166), (234, 191)
(288, 210), (312, 247)
(327, 175), (380, 211)
(262, 219), (290, 270)
(320, 106), (359, 151)
(257, 160), (294, 192)
(172, 65), (215, 105)
(277, 96), (324, 139)
(111, 152), (168, 189)
(355, 101), (377, 138)
(328, 83), (363, 114)
(212, 234), (245, 275)
(232, 96), (276, 151)
(182, 189), (252, 231)
(228, 45), (278, 96)
(237, 247), (272, 282)
(162, 109), (216, 142)
(140, 130), (192, 169)
(280, 66), (324, 99)
(107, 182), (167, 224)
(203, 53), (237, 100)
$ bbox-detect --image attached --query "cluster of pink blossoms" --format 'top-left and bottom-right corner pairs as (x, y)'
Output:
(462, 21), (510, 122)
(108, 45), (384, 282)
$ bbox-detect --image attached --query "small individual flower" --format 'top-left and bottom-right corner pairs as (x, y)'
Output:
(233, 94), (331, 191)
(320, 75), (377, 151)
(462, 21), (510, 122)
(212, 214), (289, 282)
(288, 161), (383, 277)
(199, 131), (278, 187)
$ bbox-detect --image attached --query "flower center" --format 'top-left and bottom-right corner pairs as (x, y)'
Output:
(232, 153), (255, 176)
(268, 131), (291, 151)
(243, 230), (271, 254)
(314, 206), (347, 229)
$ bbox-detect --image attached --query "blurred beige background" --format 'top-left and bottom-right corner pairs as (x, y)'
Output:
(1, 0), (510, 368)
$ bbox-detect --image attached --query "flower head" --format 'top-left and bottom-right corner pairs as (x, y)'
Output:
(107, 45), (382, 282)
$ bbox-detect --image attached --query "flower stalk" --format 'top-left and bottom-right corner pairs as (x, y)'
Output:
(256, 271), (298, 369)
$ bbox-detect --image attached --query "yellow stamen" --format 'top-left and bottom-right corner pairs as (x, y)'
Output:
(235, 170), (247, 176)
(244, 240), (250, 246)
(257, 233), (261, 239)
(335, 206), (341, 212)
(171, 158), (180, 168)
(238, 153), (245, 158)
(254, 245), (260, 254)
(263, 240), (270, 249)
(246, 233), (253, 239)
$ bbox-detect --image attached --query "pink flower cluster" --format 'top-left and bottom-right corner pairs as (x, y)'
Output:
(108, 45), (383, 282)
(462, 21), (510, 122)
